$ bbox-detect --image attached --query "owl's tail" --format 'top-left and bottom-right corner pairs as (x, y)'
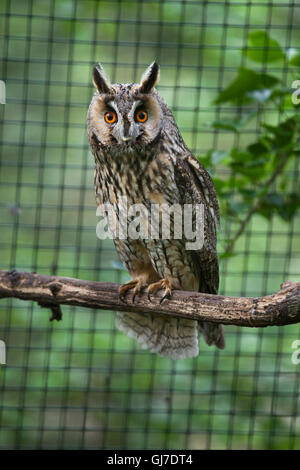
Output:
(115, 312), (225, 359)
(198, 322), (225, 350)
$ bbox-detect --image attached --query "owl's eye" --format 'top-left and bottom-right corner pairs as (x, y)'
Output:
(104, 111), (117, 124)
(135, 109), (148, 123)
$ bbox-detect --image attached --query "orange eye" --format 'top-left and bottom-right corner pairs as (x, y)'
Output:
(104, 111), (117, 124)
(135, 109), (148, 123)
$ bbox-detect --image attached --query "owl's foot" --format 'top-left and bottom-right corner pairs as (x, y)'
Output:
(119, 278), (147, 303)
(147, 278), (172, 304)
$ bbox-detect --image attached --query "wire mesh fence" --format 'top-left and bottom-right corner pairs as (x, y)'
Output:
(0, 0), (299, 450)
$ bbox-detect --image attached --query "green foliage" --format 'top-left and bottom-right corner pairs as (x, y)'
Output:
(242, 30), (285, 63)
(199, 31), (300, 255)
(259, 192), (300, 221)
(289, 51), (300, 67)
(214, 67), (279, 105)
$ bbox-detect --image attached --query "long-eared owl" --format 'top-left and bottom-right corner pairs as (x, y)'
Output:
(87, 62), (225, 359)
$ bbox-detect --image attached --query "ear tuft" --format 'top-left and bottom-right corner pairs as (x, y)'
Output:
(139, 61), (160, 94)
(93, 63), (112, 94)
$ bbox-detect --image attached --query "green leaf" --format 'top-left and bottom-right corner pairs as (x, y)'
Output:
(230, 148), (269, 167)
(228, 199), (251, 215)
(212, 112), (256, 132)
(242, 30), (285, 63)
(267, 88), (295, 110)
(262, 117), (297, 148)
(288, 49), (300, 67)
(230, 148), (252, 163)
(219, 251), (237, 260)
(239, 188), (258, 199)
(197, 151), (211, 168)
(229, 148), (270, 180)
(210, 150), (231, 165)
(283, 193), (300, 220)
(258, 193), (300, 221)
(247, 141), (270, 156)
(246, 89), (272, 103)
(215, 68), (279, 105)
(269, 88), (292, 100)
(257, 193), (283, 220)
(198, 150), (231, 168)
(212, 177), (227, 194)
(212, 120), (241, 132)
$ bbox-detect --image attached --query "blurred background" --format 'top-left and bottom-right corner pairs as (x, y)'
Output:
(0, 0), (299, 450)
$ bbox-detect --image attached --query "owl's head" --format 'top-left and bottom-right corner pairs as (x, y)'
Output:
(87, 62), (165, 152)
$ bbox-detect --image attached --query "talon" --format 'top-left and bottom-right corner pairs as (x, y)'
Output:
(119, 292), (127, 303)
(160, 291), (171, 304)
(133, 280), (147, 303)
(119, 278), (146, 303)
(119, 279), (137, 302)
(147, 279), (173, 303)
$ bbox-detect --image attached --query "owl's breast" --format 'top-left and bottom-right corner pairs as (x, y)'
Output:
(95, 150), (180, 209)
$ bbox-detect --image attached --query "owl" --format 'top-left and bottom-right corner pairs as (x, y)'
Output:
(87, 62), (225, 359)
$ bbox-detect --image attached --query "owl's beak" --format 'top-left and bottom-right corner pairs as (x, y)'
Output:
(121, 122), (133, 143)
(121, 136), (132, 142)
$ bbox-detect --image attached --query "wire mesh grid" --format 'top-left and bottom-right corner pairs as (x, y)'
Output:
(0, 0), (299, 450)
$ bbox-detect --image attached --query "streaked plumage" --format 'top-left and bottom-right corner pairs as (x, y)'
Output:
(87, 62), (225, 359)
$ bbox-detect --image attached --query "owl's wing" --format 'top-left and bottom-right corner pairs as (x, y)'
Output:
(178, 154), (220, 226)
(175, 153), (220, 295)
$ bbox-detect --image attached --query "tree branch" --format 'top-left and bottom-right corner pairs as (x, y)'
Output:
(0, 270), (299, 327)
